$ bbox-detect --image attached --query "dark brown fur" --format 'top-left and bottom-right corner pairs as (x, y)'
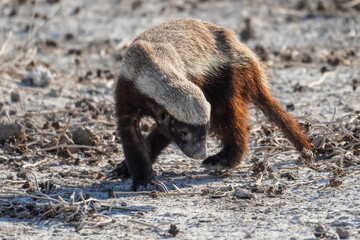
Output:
(111, 18), (312, 190)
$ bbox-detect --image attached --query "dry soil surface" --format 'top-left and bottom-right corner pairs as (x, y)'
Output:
(0, 0), (360, 239)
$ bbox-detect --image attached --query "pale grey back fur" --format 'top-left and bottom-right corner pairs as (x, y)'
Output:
(120, 18), (264, 125)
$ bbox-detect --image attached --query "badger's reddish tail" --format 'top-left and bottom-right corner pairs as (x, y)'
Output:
(253, 85), (312, 152)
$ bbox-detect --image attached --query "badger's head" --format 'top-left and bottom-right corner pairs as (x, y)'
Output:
(156, 111), (209, 160)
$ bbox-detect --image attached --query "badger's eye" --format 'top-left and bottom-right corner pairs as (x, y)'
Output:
(180, 131), (188, 137)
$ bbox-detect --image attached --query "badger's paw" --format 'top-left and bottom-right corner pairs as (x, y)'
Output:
(105, 160), (131, 180)
(202, 155), (229, 171)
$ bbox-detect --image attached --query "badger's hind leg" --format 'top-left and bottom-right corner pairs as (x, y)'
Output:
(202, 105), (249, 170)
(202, 83), (249, 170)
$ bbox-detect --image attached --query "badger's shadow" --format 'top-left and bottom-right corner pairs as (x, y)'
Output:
(53, 156), (299, 200)
(50, 167), (248, 201)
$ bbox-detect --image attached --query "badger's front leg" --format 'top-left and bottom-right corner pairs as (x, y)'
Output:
(116, 115), (153, 191)
(106, 126), (171, 183)
(114, 113), (170, 192)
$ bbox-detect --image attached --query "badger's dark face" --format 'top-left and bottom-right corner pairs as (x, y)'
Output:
(157, 112), (208, 159)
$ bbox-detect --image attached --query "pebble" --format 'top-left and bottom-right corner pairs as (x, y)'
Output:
(22, 66), (53, 87)
(71, 127), (99, 146)
(233, 188), (256, 199)
(10, 91), (20, 102)
(0, 122), (24, 143)
(336, 227), (350, 239)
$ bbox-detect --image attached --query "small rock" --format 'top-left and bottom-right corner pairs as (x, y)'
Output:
(22, 66), (53, 87)
(320, 66), (329, 73)
(58, 146), (72, 159)
(65, 33), (74, 41)
(301, 53), (312, 63)
(254, 44), (269, 62)
(293, 83), (310, 92)
(43, 122), (51, 129)
(312, 136), (325, 149)
(10, 91), (20, 102)
(336, 227), (350, 239)
(240, 18), (255, 41)
(352, 79), (358, 91)
(72, 7), (81, 15)
(295, 0), (307, 10)
(44, 39), (57, 48)
(48, 89), (58, 97)
(329, 177), (342, 187)
(51, 121), (62, 130)
(233, 188), (256, 199)
(0, 122), (24, 143)
(264, 208), (272, 214)
(80, 116), (90, 122)
(108, 188), (116, 198)
(286, 103), (295, 111)
(22, 180), (33, 189)
(327, 56), (340, 66)
(71, 127), (99, 146)
(74, 158), (81, 166)
(280, 172), (296, 180)
(168, 224), (180, 237)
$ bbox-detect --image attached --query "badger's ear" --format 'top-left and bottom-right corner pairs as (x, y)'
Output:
(156, 111), (170, 128)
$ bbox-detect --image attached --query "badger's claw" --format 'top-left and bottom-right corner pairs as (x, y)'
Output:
(105, 160), (131, 180)
(137, 181), (169, 193)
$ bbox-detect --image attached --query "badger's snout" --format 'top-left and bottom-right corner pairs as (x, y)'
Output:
(182, 142), (207, 160)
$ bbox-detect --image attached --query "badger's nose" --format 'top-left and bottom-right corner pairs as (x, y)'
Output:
(193, 144), (207, 160)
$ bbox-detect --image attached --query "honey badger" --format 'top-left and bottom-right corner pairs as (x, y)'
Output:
(107, 18), (312, 191)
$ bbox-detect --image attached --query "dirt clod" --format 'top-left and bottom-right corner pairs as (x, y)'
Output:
(10, 91), (20, 102)
(240, 18), (255, 41)
(280, 172), (296, 180)
(233, 188), (256, 199)
(22, 180), (34, 190)
(293, 83), (310, 92)
(336, 227), (350, 239)
(71, 127), (99, 146)
(58, 147), (73, 159)
(254, 44), (269, 62)
(108, 188), (116, 198)
(251, 161), (273, 177)
(329, 177), (342, 187)
(22, 66), (53, 87)
(352, 79), (358, 91)
(168, 224), (180, 237)
(0, 122), (24, 144)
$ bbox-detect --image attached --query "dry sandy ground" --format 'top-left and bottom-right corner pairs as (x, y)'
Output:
(0, 0), (360, 239)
